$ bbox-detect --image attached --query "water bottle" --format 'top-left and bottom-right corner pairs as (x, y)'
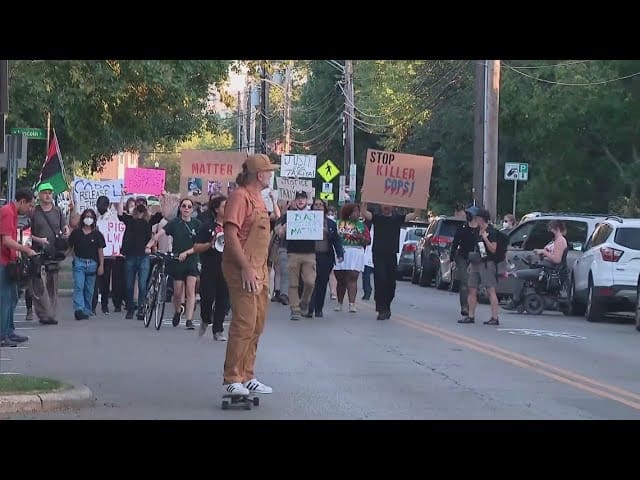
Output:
(478, 241), (487, 258)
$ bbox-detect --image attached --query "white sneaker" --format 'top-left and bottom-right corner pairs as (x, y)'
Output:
(243, 379), (273, 394)
(334, 303), (343, 312)
(225, 383), (249, 396)
(214, 331), (227, 341)
(349, 303), (357, 313)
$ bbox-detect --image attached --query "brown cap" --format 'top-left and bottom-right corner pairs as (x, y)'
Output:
(246, 154), (278, 173)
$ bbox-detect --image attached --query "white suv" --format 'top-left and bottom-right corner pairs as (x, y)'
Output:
(569, 216), (640, 322)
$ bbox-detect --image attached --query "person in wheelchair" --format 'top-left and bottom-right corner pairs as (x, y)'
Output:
(504, 220), (568, 311)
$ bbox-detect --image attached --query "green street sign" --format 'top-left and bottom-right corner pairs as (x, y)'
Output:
(10, 127), (47, 140)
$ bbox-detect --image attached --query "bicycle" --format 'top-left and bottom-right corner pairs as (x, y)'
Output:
(143, 252), (179, 330)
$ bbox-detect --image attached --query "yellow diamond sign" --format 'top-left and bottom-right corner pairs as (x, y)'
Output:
(317, 159), (340, 183)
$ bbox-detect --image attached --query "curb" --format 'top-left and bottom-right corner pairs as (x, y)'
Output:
(0, 384), (95, 415)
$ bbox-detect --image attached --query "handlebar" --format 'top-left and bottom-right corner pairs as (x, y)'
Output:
(150, 252), (180, 262)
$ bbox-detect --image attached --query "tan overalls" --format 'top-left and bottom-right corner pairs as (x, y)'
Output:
(222, 199), (271, 384)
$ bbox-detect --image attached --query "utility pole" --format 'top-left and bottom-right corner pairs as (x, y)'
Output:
(283, 61), (292, 154)
(344, 60), (355, 192)
(483, 60), (500, 222)
(260, 62), (268, 155)
(237, 90), (242, 151)
(0, 60), (8, 155)
(472, 60), (485, 207)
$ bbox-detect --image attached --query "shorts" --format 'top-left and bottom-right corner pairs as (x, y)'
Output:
(169, 266), (200, 281)
(468, 261), (497, 289)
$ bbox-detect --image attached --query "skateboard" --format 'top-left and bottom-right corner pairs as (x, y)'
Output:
(221, 394), (260, 410)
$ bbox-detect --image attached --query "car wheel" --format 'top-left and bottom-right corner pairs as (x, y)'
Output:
(435, 266), (447, 290)
(635, 279), (640, 332)
(411, 264), (419, 284)
(585, 278), (604, 322)
(564, 275), (586, 316)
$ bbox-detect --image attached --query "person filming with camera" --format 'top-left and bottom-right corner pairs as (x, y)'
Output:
(1, 188), (37, 347)
(28, 182), (69, 326)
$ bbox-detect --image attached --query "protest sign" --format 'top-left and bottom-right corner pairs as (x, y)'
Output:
(180, 150), (247, 203)
(125, 168), (166, 196)
(97, 219), (126, 257)
(286, 210), (324, 240)
(73, 177), (124, 212)
(280, 154), (316, 178)
(361, 149), (433, 209)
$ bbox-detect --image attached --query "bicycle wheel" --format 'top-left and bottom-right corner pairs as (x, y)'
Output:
(145, 271), (158, 328)
(155, 274), (167, 330)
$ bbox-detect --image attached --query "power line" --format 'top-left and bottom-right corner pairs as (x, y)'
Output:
(504, 60), (591, 69)
(505, 63), (640, 86)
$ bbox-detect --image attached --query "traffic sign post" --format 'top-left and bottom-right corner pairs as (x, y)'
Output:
(504, 162), (528, 217)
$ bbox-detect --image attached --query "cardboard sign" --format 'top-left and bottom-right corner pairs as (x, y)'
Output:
(361, 149), (433, 210)
(261, 188), (278, 212)
(125, 168), (166, 196)
(280, 154), (317, 178)
(97, 219), (126, 257)
(286, 210), (324, 240)
(180, 150), (247, 203)
(73, 177), (124, 213)
(276, 177), (314, 202)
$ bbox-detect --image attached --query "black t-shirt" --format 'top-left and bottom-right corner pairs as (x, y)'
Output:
(195, 220), (223, 272)
(69, 228), (106, 262)
(451, 223), (477, 260)
(118, 214), (159, 256)
(280, 211), (315, 254)
(473, 225), (503, 263)
(372, 213), (404, 255)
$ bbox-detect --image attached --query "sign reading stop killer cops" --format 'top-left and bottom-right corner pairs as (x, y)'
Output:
(361, 149), (433, 210)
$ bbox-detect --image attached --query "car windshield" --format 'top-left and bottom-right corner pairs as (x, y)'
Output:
(404, 228), (426, 242)
(614, 227), (640, 250)
(439, 220), (464, 238)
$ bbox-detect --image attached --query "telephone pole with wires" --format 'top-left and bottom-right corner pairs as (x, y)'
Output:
(260, 62), (268, 154)
(344, 60), (355, 194)
(283, 61), (293, 154)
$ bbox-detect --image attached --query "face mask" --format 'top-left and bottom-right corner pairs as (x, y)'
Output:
(327, 214), (335, 221)
(502, 221), (509, 229)
(83, 217), (94, 226)
(136, 204), (147, 213)
(128, 207), (134, 214)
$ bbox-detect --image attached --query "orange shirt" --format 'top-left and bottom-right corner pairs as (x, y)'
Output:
(224, 186), (267, 248)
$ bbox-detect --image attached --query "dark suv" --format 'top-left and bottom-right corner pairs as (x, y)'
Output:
(411, 216), (465, 288)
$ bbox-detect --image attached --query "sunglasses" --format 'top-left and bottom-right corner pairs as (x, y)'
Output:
(181, 204), (193, 209)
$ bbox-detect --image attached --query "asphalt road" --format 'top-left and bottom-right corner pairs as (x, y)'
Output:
(3, 279), (640, 419)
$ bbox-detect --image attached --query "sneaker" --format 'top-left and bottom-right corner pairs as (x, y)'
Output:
(75, 310), (89, 320)
(8, 332), (28, 343)
(362, 295), (370, 301)
(25, 308), (34, 321)
(199, 321), (208, 337)
(290, 313), (301, 321)
(315, 311), (323, 318)
(185, 320), (195, 330)
(330, 294), (337, 300)
(225, 383), (250, 396)
(39, 317), (58, 325)
(278, 294), (289, 306)
(114, 306), (122, 313)
(102, 306), (110, 315)
(334, 303), (343, 312)
(0, 338), (17, 348)
(213, 331), (227, 341)
(271, 290), (281, 302)
(349, 303), (357, 313)
(243, 379), (273, 394)
(172, 312), (181, 327)
(125, 310), (134, 320)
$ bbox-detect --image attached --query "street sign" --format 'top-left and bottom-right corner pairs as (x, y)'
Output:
(320, 192), (334, 201)
(322, 182), (332, 193)
(504, 162), (519, 181)
(9, 127), (47, 140)
(518, 163), (529, 181)
(317, 159), (340, 183)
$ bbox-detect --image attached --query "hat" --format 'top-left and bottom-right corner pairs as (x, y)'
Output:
(465, 206), (480, 217)
(38, 182), (54, 193)
(246, 154), (278, 173)
(475, 208), (491, 221)
(295, 190), (308, 199)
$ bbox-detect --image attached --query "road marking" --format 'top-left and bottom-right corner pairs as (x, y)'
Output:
(360, 302), (640, 411)
(0, 372), (22, 375)
(497, 328), (586, 340)
(15, 328), (33, 331)
(0, 358), (11, 361)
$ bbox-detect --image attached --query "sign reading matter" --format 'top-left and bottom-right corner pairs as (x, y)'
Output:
(286, 210), (324, 240)
(180, 150), (248, 203)
(361, 149), (433, 210)
(73, 177), (124, 212)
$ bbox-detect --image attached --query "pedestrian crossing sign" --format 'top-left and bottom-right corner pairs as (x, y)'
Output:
(317, 159), (340, 183)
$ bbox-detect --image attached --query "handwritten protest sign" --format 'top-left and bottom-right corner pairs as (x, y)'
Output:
(361, 149), (433, 210)
(73, 177), (124, 213)
(286, 210), (324, 240)
(276, 177), (314, 202)
(280, 154), (316, 178)
(125, 168), (165, 196)
(97, 219), (126, 257)
(180, 150), (247, 202)
(261, 188), (278, 212)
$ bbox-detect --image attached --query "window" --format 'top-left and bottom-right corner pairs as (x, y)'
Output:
(614, 227), (640, 250)
(590, 224), (613, 249)
(564, 221), (589, 251)
(508, 222), (536, 249)
(522, 220), (553, 250)
(438, 220), (465, 238)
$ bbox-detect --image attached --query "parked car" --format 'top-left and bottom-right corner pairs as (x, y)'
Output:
(411, 216), (465, 288)
(494, 212), (608, 299)
(635, 275), (640, 331)
(568, 216), (640, 322)
(397, 226), (427, 279)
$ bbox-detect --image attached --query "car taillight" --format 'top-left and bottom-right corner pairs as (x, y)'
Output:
(600, 246), (623, 262)
(431, 236), (452, 248)
(403, 244), (417, 253)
